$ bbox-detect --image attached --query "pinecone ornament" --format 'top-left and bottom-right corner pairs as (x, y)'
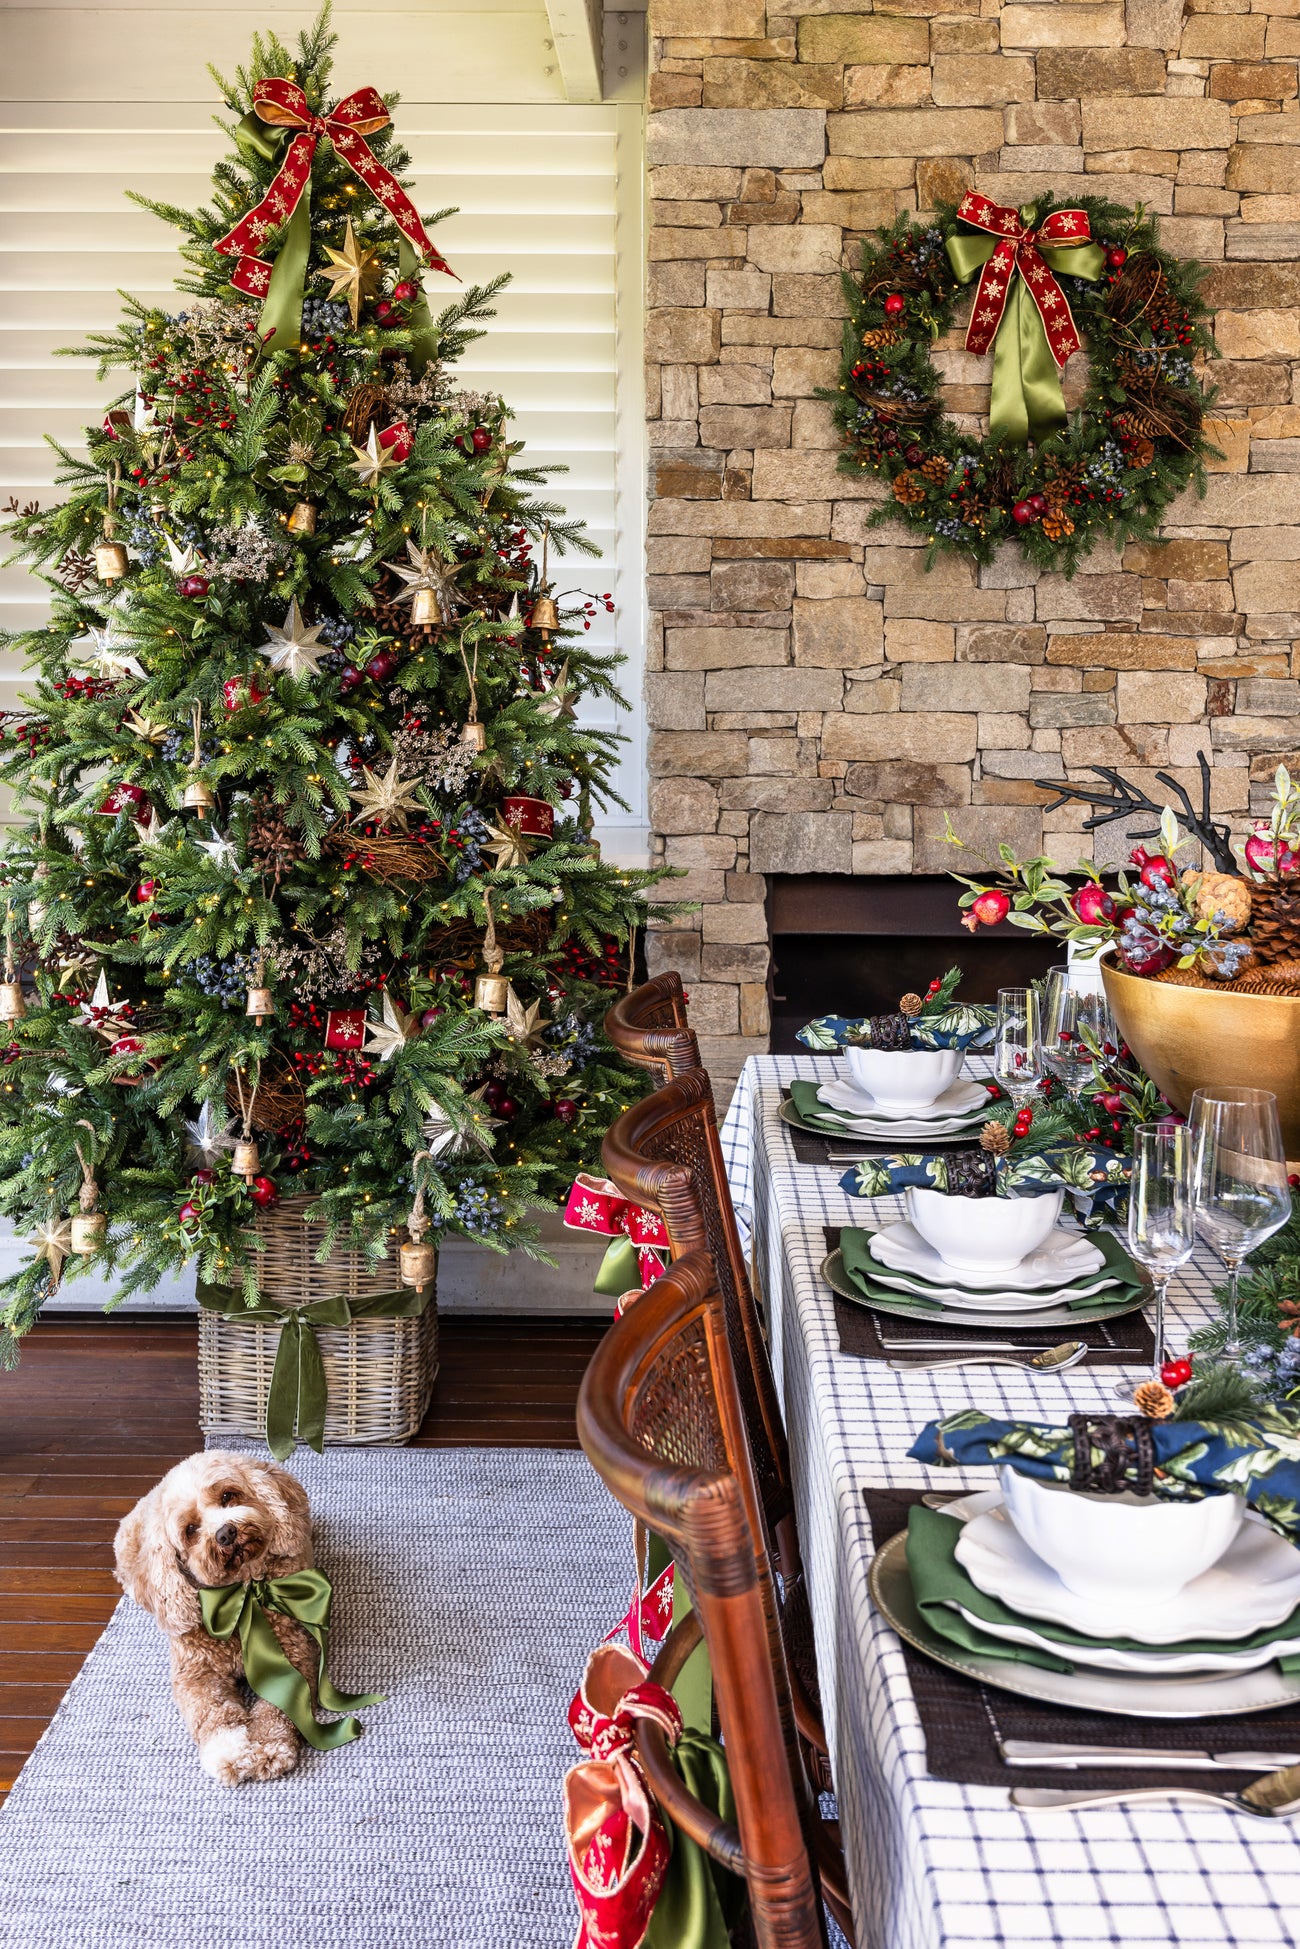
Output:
(246, 796), (307, 885)
(892, 471), (926, 506)
(1181, 868), (1252, 932)
(919, 455), (950, 484)
(1041, 509), (1075, 542)
(1134, 1379), (1175, 1420)
(978, 1120), (1011, 1155)
(860, 325), (902, 350)
(899, 992), (924, 1017)
(1247, 877), (1300, 968)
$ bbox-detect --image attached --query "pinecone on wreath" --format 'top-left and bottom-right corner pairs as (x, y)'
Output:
(860, 325), (902, 350)
(892, 471), (926, 506)
(1041, 509), (1075, 541)
(1249, 877), (1300, 967)
(919, 455), (950, 484)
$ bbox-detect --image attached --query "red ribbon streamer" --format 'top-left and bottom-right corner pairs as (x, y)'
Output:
(954, 193), (1091, 369)
(214, 79), (455, 299)
(563, 1174), (669, 1292)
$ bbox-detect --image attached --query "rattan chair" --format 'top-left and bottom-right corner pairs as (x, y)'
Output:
(604, 970), (702, 1081)
(601, 1075), (842, 1816)
(578, 1247), (837, 1949)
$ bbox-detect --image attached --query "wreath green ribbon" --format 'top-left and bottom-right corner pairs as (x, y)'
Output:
(945, 211), (1104, 446)
(197, 1277), (431, 1460)
(230, 113), (438, 370)
(199, 1567), (383, 1749)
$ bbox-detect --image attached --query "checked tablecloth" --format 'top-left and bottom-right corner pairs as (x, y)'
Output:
(719, 1054), (1300, 1949)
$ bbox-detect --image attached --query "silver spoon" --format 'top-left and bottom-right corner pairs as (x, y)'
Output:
(888, 1340), (1087, 1375)
(1012, 1762), (1300, 1819)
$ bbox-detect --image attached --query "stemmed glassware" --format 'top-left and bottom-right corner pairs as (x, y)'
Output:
(1120, 1121), (1196, 1397)
(1188, 1087), (1291, 1359)
(994, 988), (1043, 1110)
(1043, 979), (1115, 1107)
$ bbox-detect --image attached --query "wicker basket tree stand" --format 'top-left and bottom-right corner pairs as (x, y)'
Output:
(198, 1195), (438, 1455)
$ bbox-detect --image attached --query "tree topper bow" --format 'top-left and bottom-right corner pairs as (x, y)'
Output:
(215, 78), (456, 357)
(945, 195), (1104, 446)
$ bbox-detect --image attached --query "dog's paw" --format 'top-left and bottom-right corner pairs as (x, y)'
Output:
(199, 1724), (258, 1787)
(244, 1726), (301, 1782)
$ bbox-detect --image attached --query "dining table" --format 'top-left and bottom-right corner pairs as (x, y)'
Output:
(719, 1051), (1300, 1949)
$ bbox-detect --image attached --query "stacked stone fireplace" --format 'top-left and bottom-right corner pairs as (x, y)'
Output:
(641, 0), (1300, 1096)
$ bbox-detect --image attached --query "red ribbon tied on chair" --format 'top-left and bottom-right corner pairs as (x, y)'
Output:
(563, 1175), (668, 1301)
(953, 193), (1090, 367)
(565, 1645), (683, 1949)
(213, 79), (455, 299)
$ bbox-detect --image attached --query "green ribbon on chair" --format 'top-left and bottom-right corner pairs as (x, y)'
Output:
(593, 1234), (643, 1298)
(197, 1279), (431, 1461)
(646, 1731), (744, 1949)
(945, 197), (1105, 446)
(199, 1567), (383, 1750)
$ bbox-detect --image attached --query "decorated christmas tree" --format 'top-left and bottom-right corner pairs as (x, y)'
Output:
(0, 8), (668, 1356)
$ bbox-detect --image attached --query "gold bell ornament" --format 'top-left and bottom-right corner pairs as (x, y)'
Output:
(232, 1138), (261, 1183)
(71, 1127), (107, 1256)
(474, 893), (509, 1015)
(0, 927), (25, 1020)
(409, 585), (440, 628)
(399, 1166), (437, 1288)
(181, 703), (216, 815)
(460, 718), (488, 754)
(245, 953), (276, 1025)
(286, 501), (318, 536)
(528, 525), (560, 639)
(95, 463), (129, 581)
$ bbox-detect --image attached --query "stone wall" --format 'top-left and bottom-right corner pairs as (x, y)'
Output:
(642, 0), (1300, 1091)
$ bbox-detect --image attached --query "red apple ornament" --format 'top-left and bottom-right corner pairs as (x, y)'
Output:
(249, 1176), (279, 1209)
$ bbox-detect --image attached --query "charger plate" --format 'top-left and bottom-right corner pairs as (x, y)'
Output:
(821, 1247), (1148, 1333)
(868, 1529), (1300, 1719)
(779, 1099), (983, 1144)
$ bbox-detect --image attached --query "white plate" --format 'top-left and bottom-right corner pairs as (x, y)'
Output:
(864, 1265), (1122, 1310)
(955, 1499), (1300, 1643)
(821, 1075), (989, 1122)
(870, 1219), (1104, 1291)
(946, 1602), (1300, 1676)
(819, 1113), (987, 1140)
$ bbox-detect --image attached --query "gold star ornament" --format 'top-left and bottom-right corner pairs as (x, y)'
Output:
(347, 759), (425, 833)
(349, 425), (403, 489)
(482, 822), (533, 870)
(363, 990), (418, 1063)
(258, 598), (328, 681)
(315, 217), (382, 327)
(30, 1214), (73, 1290)
(421, 1084), (501, 1159)
(389, 541), (465, 627)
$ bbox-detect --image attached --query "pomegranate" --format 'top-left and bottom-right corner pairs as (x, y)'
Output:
(1244, 821), (1300, 877)
(1071, 882), (1115, 926)
(968, 889), (1010, 928)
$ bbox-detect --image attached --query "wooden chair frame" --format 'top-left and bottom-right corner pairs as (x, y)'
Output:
(604, 971), (703, 1082)
(577, 1248), (831, 1949)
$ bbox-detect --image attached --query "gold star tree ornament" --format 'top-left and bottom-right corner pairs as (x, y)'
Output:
(363, 990), (418, 1063)
(315, 217), (382, 327)
(347, 759), (426, 832)
(30, 1214), (73, 1290)
(349, 425), (404, 489)
(482, 821), (533, 870)
(422, 1084), (501, 1159)
(389, 540), (465, 627)
(258, 598), (328, 680)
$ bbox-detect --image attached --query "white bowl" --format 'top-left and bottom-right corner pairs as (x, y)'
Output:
(842, 1043), (963, 1111)
(998, 1466), (1246, 1608)
(905, 1186), (1064, 1272)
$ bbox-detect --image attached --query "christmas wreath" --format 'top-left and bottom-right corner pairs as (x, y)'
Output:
(829, 193), (1218, 571)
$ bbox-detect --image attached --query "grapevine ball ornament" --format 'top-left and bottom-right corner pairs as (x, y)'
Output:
(831, 194), (1216, 569)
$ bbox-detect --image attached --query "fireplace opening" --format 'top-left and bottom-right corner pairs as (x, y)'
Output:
(766, 875), (1059, 1055)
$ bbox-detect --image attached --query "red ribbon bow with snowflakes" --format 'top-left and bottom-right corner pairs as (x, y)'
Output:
(954, 194), (1092, 368)
(564, 1645), (683, 1949)
(214, 78), (454, 300)
(563, 1174), (669, 1301)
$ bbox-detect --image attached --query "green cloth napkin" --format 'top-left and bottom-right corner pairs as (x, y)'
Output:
(839, 1225), (1145, 1313)
(904, 1503), (1300, 1674)
(789, 1078), (981, 1135)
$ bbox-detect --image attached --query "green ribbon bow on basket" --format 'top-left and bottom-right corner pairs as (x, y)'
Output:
(197, 1279), (431, 1461)
(945, 193), (1105, 446)
(199, 1568), (383, 1749)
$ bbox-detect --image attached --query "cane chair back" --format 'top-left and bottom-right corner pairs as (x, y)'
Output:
(577, 1249), (829, 1949)
(605, 972), (702, 1082)
(601, 1070), (790, 1535)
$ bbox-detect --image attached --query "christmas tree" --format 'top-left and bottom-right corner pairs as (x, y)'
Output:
(0, 8), (669, 1356)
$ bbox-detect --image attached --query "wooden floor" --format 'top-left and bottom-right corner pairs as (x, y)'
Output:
(0, 1310), (607, 1806)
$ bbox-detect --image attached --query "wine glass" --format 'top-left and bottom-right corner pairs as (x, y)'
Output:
(1044, 982), (1115, 1106)
(994, 988), (1042, 1109)
(1120, 1121), (1195, 1397)
(1189, 1087), (1292, 1359)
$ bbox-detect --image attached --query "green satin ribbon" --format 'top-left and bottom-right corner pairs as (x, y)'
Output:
(945, 212), (1104, 446)
(197, 1279), (431, 1460)
(199, 1568), (383, 1750)
(231, 113), (436, 372)
(646, 1731), (743, 1949)
(593, 1234), (642, 1298)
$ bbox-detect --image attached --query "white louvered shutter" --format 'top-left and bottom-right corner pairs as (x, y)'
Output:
(0, 6), (647, 850)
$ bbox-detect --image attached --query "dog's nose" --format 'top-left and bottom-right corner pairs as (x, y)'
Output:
(215, 1523), (239, 1549)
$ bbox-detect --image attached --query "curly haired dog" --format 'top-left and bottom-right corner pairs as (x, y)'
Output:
(114, 1450), (315, 1786)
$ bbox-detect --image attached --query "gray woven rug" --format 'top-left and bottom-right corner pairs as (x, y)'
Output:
(0, 1446), (630, 1948)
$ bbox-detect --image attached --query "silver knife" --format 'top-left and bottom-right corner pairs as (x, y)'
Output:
(878, 1339), (1056, 1353)
(1001, 1740), (1300, 1771)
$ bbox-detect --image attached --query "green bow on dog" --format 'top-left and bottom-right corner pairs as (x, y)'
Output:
(200, 1568), (383, 1750)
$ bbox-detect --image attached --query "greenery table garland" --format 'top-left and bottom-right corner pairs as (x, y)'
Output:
(829, 193), (1217, 572)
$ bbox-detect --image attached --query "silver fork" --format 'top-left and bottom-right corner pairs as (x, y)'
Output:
(888, 1341), (1087, 1375)
(1013, 1763), (1300, 1819)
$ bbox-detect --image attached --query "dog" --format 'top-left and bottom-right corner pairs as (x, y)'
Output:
(115, 1450), (315, 1786)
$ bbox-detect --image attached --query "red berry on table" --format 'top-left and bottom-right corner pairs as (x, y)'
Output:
(1097, 1091), (1125, 1115)
(178, 1200), (201, 1226)
(392, 281), (417, 302)
(1105, 246), (1128, 269)
(471, 426), (493, 453)
(1011, 500), (1035, 526)
(249, 1176), (279, 1208)
(883, 293), (905, 317)
(1160, 1357), (1193, 1389)
(969, 889), (1011, 928)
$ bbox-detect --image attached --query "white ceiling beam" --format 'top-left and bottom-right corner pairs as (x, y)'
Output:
(545, 0), (604, 101)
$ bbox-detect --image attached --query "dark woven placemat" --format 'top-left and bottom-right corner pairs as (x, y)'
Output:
(865, 1488), (1300, 1791)
(824, 1228), (1156, 1366)
(780, 1088), (984, 1165)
